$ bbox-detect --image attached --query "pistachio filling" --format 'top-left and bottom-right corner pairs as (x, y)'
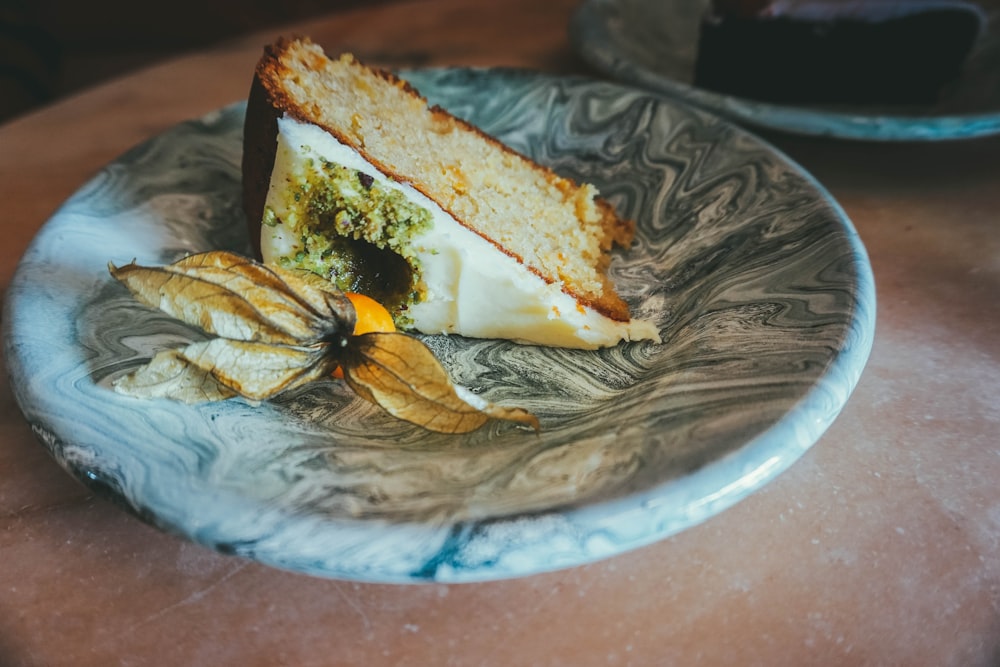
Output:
(263, 156), (433, 323)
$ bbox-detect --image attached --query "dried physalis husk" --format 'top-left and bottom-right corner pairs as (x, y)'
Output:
(342, 332), (538, 434)
(109, 250), (539, 434)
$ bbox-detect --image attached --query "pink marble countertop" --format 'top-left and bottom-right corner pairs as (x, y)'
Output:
(2, 1), (998, 664)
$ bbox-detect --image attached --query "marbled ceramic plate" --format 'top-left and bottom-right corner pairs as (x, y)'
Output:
(570, 0), (1000, 140)
(3, 68), (875, 583)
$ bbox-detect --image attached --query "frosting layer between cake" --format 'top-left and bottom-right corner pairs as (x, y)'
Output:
(260, 116), (660, 349)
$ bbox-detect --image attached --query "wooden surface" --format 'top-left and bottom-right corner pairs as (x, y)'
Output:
(2, 0), (1000, 665)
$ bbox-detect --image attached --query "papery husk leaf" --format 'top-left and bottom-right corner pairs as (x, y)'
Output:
(109, 251), (354, 345)
(112, 348), (237, 403)
(177, 338), (334, 401)
(175, 252), (356, 333)
(452, 384), (541, 433)
(267, 263), (356, 328)
(342, 332), (540, 434)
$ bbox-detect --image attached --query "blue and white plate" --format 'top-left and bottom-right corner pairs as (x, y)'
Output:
(3, 68), (875, 583)
(570, 0), (1000, 141)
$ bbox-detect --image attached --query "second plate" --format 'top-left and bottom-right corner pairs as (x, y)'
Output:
(570, 0), (1000, 141)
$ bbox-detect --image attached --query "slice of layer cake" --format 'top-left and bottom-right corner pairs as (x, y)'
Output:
(241, 37), (659, 350)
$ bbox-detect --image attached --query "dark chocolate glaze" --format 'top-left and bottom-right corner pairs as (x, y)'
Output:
(240, 74), (280, 259)
(694, 6), (984, 105)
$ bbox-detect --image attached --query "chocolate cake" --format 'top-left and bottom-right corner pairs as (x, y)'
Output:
(693, 0), (986, 105)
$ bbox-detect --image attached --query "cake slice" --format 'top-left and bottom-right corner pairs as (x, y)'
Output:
(241, 37), (659, 349)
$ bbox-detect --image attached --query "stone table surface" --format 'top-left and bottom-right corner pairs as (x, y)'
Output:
(1, 0), (998, 665)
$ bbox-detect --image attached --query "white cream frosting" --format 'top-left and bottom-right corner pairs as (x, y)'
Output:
(261, 116), (660, 350)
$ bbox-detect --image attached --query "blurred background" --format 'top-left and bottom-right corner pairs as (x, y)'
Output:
(0, 0), (400, 124)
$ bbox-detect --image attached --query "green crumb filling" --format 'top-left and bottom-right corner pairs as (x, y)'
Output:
(265, 156), (433, 325)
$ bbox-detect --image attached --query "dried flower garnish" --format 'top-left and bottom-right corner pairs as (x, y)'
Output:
(108, 250), (539, 434)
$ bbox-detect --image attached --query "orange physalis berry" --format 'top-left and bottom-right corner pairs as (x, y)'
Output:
(332, 292), (396, 379)
(346, 292), (396, 336)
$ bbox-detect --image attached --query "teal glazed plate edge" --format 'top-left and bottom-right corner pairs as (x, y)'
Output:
(570, 0), (1000, 141)
(2, 68), (875, 583)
